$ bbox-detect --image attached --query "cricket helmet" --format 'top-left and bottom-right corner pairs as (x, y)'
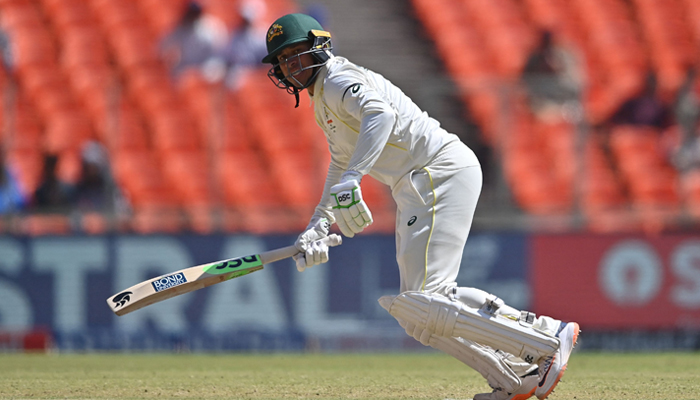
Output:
(262, 13), (333, 106)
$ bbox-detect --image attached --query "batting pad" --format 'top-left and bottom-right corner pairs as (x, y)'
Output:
(380, 292), (559, 364)
(431, 335), (522, 392)
(390, 315), (521, 392)
(382, 305), (523, 393)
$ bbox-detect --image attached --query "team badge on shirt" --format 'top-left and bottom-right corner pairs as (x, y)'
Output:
(323, 107), (337, 134)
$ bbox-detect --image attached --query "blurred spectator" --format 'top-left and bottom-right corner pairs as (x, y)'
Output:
(0, 23), (14, 75)
(159, 1), (227, 79)
(0, 151), (26, 214)
(32, 154), (75, 213)
(609, 72), (673, 130)
(208, 1), (268, 90)
(671, 68), (700, 172)
(74, 141), (124, 214)
(521, 30), (583, 122)
(675, 68), (699, 135)
(672, 135), (700, 172)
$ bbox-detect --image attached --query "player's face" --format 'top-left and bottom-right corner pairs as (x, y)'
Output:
(277, 43), (315, 88)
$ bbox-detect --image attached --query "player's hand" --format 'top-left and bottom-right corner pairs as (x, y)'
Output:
(294, 217), (330, 272)
(293, 238), (329, 272)
(330, 178), (373, 238)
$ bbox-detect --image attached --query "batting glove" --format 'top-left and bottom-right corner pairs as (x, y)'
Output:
(330, 178), (373, 238)
(293, 239), (329, 272)
(294, 217), (330, 272)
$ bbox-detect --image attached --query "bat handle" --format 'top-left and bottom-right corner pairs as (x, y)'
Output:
(259, 234), (343, 265)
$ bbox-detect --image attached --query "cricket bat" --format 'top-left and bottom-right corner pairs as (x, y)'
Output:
(107, 234), (342, 316)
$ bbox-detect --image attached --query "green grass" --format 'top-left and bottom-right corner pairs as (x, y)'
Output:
(0, 352), (699, 399)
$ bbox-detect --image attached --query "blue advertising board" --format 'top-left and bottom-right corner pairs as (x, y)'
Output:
(0, 232), (528, 351)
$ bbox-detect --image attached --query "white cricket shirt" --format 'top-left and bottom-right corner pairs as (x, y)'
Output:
(308, 55), (477, 222)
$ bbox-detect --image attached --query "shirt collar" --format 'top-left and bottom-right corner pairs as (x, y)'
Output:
(311, 56), (334, 103)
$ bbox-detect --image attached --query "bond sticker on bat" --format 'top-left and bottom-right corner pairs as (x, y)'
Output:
(152, 272), (188, 292)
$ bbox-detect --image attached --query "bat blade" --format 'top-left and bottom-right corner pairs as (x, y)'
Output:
(106, 234), (342, 316)
(107, 253), (264, 316)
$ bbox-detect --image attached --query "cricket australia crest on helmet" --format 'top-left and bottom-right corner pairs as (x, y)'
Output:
(267, 23), (283, 42)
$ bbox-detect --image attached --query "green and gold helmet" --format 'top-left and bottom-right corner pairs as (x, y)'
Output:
(262, 13), (333, 106)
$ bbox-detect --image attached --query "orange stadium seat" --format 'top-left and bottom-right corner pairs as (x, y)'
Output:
(111, 149), (176, 206)
(55, 149), (83, 184)
(0, 3), (43, 31)
(175, 70), (221, 135)
(109, 29), (159, 72)
(89, 0), (143, 31)
(126, 66), (178, 113)
(130, 204), (185, 234)
(607, 126), (682, 230)
(43, 111), (94, 153)
(12, 28), (56, 71)
(161, 149), (212, 204)
(97, 108), (150, 151)
(150, 109), (201, 151)
(215, 149), (303, 233)
(138, 0), (188, 37)
(112, 149), (184, 233)
(48, 1), (93, 32)
(60, 26), (110, 69)
(221, 107), (254, 151)
(160, 149), (216, 232)
(6, 119), (41, 152)
(21, 214), (72, 236)
(6, 149), (43, 196)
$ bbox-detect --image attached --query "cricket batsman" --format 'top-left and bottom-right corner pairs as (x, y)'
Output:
(262, 13), (579, 400)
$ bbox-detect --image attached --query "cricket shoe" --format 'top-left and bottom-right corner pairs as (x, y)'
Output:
(535, 322), (580, 399)
(472, 372), (538, 400)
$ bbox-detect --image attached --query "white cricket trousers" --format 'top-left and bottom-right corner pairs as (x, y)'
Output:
(392, 140), (481, 295)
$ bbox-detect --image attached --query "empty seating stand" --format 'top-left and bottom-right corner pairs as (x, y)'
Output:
(410, 0), (696, 232)
(0, 0), (395, 234)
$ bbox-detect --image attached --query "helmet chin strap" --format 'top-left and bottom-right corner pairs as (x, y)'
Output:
(292, 66), (321, 108)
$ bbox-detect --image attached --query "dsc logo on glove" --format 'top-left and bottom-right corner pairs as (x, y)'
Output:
(337, 193), (352, 204)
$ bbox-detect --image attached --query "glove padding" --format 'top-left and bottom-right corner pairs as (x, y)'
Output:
(293, 239), (329, 272)
(330, 179), (373, 238)
(294, 217), (330, 272)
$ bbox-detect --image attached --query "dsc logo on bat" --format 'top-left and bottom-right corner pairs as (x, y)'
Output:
(152, 272), (188, 292)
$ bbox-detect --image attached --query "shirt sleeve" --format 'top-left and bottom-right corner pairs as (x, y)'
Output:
(308, 157), (344, 226)
(326, 70), (397, 177)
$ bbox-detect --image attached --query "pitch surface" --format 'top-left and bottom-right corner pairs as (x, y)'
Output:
(0, 352), (698, 399)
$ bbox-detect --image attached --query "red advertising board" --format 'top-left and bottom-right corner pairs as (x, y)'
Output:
(531, 234), (700, 329)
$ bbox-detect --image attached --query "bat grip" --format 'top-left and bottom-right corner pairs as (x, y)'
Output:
(258, 234), (342, 265)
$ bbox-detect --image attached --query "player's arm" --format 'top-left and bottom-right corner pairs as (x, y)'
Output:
(324, 72), (397, 237)
(294, 157), (344, 271)
(340, 81), (397, 176)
